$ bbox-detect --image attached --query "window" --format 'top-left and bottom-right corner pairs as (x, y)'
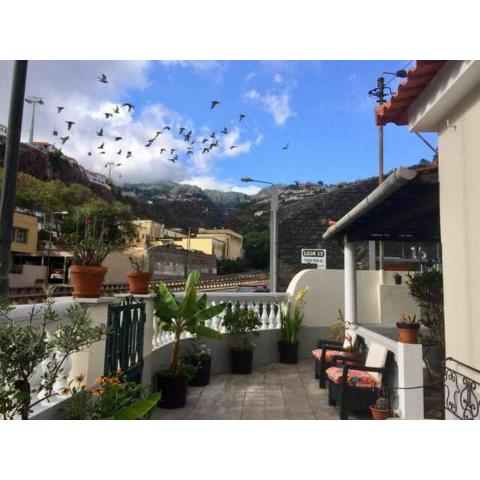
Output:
(14, 227), (28, 244)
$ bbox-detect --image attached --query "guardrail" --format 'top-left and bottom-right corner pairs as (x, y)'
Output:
(8, 272), (269, 304)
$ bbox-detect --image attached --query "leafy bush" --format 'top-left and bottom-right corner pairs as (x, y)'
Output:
(216, 258), (248, 275)
(222, 308), (262, 350)
(0, 297), (105, 419)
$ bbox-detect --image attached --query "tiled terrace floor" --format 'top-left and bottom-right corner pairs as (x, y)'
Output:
(151, 359), (339, 420)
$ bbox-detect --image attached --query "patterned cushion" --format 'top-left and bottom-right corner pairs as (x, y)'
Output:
(326, 366), (379, 388)
(311, 348), (350, 362)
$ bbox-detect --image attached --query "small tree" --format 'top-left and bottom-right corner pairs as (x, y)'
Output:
(154, 270), (225, 373)
(223, 308), (262, 350)
(0, 297), (105, 419)
(406, 270), (444, 349)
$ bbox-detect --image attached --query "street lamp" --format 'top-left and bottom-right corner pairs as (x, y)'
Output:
(241, 177), (278, 293)
(25, 96), (44, 143)
(46, 211), (68, 285)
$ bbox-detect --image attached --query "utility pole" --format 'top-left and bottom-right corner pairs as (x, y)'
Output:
(184, 227), (191, 279)
(0, 61), (28, 300)
(25, 96), (44, 143)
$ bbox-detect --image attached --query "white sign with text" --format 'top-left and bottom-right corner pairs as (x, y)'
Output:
(301, 248), (326, 269)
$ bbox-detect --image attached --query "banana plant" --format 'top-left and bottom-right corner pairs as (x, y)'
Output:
(154, 270), (225, 373)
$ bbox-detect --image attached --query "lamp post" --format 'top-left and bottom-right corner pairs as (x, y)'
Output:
(0, 61), (28, 300)
(241, 177), (278, 293)
(46, 211), (68, 285)
(25, 96), (44, 144)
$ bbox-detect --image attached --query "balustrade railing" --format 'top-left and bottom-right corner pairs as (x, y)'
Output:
(152, 292), (289, 349)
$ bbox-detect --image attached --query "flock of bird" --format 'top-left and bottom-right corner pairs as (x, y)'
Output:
(50, 72), (290, 178)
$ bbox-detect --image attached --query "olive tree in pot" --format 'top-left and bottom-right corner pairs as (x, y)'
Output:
(0, 296), (105, 420)
(127, 255), (151, 294)
(406, 270), (444, 371)
(278, 287), (308, 364)
(223, 308), (262, 374)
(153, 270), (225, 408)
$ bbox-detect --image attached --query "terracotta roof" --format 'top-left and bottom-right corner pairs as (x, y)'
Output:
(375, 61), (448, 126)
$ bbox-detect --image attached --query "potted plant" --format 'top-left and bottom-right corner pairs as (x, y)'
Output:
(394, 273), (402, 285)
(68, 234), (111, 298)
(343, 333), (366, 365)
(127, 255), (151, 294)
(153, 270), (225, 408)
(279, 287), (308, 364)
(369, 396), (390, 420)
(223, 308), (262, 374)
(183, 339), (213, 387)
(0, 295), (105, 420)
(396, 313), (420, 344)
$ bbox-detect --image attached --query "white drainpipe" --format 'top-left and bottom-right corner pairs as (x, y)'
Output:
(344, 234), (357, 324)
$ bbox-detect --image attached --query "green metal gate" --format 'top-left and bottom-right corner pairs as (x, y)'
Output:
(104, 297), (146, 384)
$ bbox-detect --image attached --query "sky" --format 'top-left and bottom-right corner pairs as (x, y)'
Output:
(0, 60), (437, 195)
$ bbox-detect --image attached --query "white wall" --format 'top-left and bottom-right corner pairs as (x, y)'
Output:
(286, 269), (420, 327)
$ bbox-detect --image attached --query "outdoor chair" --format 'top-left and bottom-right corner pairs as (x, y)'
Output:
(325, 342), (388, 420)
(312, 330), (359, 388)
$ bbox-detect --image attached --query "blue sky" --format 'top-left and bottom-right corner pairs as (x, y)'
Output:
(0, 60), (437, 193)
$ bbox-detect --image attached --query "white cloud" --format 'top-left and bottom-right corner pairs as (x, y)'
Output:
(0, 60), (257, 191)
(159, 60), (227, 82)
(274, 73), (283, 83)
(181, 175), (260, 195)
(245, 71), (256, 82)
(245, 88), (293, 125)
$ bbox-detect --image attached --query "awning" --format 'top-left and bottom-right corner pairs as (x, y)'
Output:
(322, 166), (439, 242)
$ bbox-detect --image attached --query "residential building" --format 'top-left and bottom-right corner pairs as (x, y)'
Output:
(31, 141), (59, 154)
(11, 211), (38, 260)
(196, 228), (243, 259)
(173, 237), (225, 259)
(85, 170), (111, 189)
(375, 60), (480, 417)
(133, 219), (165, 245)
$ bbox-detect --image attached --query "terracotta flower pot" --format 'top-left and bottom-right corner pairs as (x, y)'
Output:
(127, 271), (151, 294)
(70, 265), (107, 298)
(396, 322), (420, 344)
(370, 405), (390, 420)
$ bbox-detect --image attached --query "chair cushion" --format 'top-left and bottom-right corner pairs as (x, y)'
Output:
(326, 366), (379, 388)
(311, 348), (350, 362)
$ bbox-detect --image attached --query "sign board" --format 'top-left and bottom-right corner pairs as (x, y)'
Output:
(301, 248), (326, 269)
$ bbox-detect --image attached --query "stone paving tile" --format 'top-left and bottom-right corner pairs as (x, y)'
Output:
(151, 360), (339, 420)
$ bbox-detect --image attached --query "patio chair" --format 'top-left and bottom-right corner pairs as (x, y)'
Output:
(325, 342), (388, 420)
(312, 330), (359, 388)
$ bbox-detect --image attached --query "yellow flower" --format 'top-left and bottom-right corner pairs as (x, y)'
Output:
(294, 287), (309, 305)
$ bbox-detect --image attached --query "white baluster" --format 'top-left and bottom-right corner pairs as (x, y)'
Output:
(268, 302), (276, 328)
(275, 303), (282, 329)
(260, 302), (268, 329)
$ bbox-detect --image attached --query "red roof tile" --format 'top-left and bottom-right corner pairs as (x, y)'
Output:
(375, 61), (448, 126)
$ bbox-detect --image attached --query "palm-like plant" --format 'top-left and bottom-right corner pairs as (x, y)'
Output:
(154, 270), (225, 373)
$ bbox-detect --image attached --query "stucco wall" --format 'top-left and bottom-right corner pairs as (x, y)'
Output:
(438, 87), (480, 372)
(286, 269), (420, 327)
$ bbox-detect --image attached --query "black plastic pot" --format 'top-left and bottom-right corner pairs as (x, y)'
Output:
(394, 274), (402, 285)
(278, 341), (299, 364)
(189, 356), (212, 387)
(230, 348), (254, 374)
(155, 371), (187, 409)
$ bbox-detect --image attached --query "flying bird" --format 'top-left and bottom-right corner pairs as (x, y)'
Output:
(98, 73), (108, 83)
(66, 121), (75, 130)
(163, 126), (171, 131)
(239, 113), (246, 122)
(100, 151), (106, 155)
(184, 131), (192, 142)
(210, 100), (220, 109)
(98, 142), (105, 149)
(187, 151), (194, 155)
(122, 103), (134, 112)
(230, 145), (237, 150)
(210, 132), (216, 138)
(282, 142), (289, 150)
(116, 163), (122, 167)
(96, 128), (103, 136)
(202, 148), (210, 154)
(202, 138), (209, 144)
(105, 112), (113, 119)
(170, 148), (176, 154)
(113, 105), (120, 114)
(126, 151), (132, 158)
(114, 136), (123, 141)
(60, 136), (69, 144)
(168, 155), (178, 163)
(52, 130), (58, 136)
(57, 106), (64, 114)
(87, 151), (92, 156)
(221, 127), (228, 134)
(117, 149), (122, 155)
(145, 141), (153, 147)
(179, 127), (185, 135)
(160, 148), (166, 154)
